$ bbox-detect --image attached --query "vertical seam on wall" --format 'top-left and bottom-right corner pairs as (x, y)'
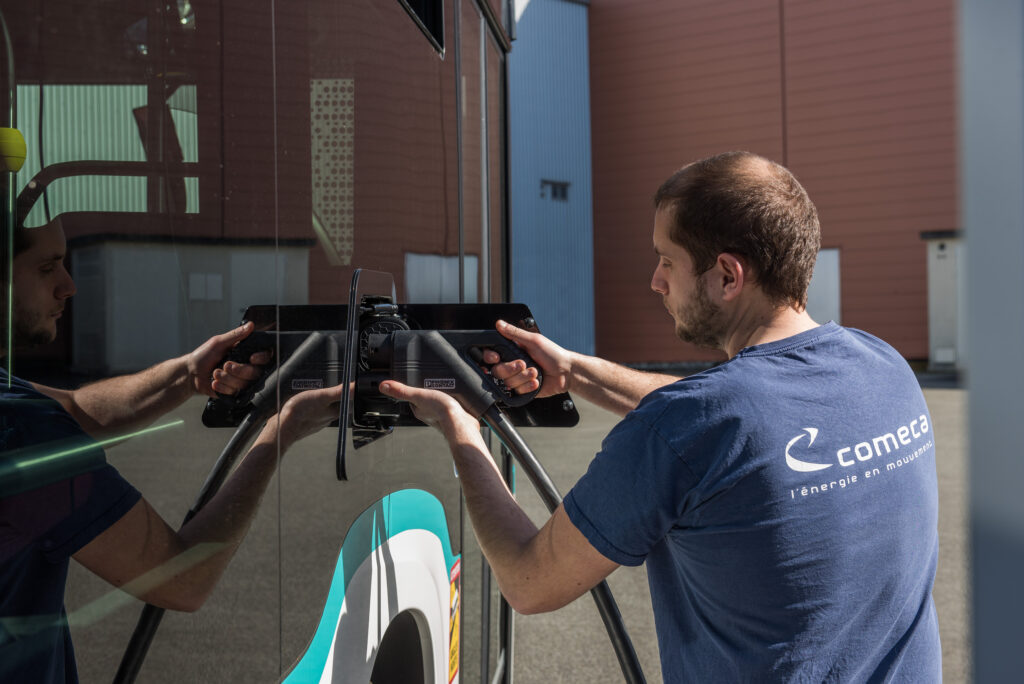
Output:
(268, 0), (283, 674)
(779, 0), (788, 166)
(455, 0), (465, 303)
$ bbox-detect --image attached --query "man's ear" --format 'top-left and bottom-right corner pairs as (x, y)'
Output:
(714, 253), (746, 302)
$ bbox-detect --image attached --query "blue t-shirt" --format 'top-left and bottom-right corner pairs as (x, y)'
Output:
(0, 369), (141, 683)
(564, 323), (941, 682)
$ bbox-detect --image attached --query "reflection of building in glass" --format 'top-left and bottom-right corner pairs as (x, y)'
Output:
(2, 2), (517, 682)
(6, 0), (509, 373)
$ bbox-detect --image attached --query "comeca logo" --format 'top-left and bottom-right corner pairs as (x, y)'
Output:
(784, 415), (931, 474)
(785, 427), (832, 473)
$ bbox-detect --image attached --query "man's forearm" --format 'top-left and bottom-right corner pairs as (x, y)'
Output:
(444, 416), (617, 614)
(75, 425), (281, 613)
(566, 352), (678, 417)
(159, 432), (279, 609)
(39, 354), (194, 438)
(444, 419), (545, 606)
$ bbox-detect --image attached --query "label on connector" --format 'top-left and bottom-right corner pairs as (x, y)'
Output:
(425, 378), (456, 390)
(291, 379), (325, 390)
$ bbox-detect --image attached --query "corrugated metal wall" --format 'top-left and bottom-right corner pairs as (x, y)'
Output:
(509, 0), (595, 354)
(16, 85), (200, 226)
(589, 0), (956, 363)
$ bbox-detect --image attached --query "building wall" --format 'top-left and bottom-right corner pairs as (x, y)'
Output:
(589, 0), (956, 363)
(509, 0), (596, 353)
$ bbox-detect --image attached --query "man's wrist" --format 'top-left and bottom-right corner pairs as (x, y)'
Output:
(562, 351), (582, 394)
(180, 353), (201, 395)
(441, 407), (482, 443)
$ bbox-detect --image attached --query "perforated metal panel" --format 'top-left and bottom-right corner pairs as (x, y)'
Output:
(310, 78), (355, 266)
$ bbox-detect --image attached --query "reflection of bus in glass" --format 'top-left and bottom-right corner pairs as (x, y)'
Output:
(2, 1), (524, 681)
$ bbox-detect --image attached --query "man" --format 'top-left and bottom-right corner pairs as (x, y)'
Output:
(381, 151), (941, 681)
(1, 217), (344, 682)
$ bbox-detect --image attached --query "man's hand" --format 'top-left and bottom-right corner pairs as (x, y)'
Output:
(264, 382), (347, 451)
(482, 320), (573, 397)
(188, 322), (273, 398)
(378, 381), (481, 436)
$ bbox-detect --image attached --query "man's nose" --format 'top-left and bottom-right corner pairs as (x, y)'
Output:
(57, 265), (76, 299)
(651, 270), (667, 296)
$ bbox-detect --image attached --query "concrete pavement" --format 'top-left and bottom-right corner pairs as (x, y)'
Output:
(63, 384), (969, 683)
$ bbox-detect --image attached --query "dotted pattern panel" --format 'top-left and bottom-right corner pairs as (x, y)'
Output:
(311, 78), (355, 265)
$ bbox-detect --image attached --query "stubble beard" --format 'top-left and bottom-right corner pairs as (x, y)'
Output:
(12, 305), (58, 349)
(673, 278), (725, 350)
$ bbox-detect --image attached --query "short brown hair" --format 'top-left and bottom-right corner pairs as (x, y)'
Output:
(653, 151), (821, 309)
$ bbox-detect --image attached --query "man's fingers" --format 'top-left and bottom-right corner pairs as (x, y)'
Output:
(224, 361), (263, 381)
(490, 358), (538, 395)
(218, 321), (254, 347)
(490, 359), (525, 380)
(496, 319), (529, 346)
(379, 381), (413, 400)
(509, 373), (541, 393)
(210, 369), (244, 395)
(248, 350), (273, 365)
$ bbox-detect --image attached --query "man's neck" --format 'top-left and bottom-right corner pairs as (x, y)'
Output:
(721, 306), (820, 358)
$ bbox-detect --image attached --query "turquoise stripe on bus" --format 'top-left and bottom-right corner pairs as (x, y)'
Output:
(283, 488), (458, 682)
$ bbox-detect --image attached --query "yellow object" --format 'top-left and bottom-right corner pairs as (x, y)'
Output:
(0, 127), (27, 172)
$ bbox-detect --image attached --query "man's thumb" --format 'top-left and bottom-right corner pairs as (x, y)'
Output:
(223, 321), (254, 343)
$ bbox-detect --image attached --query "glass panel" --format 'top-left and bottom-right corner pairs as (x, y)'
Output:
(279, 0), (466, 681)
(2, 0), (507, 679)
(461, 1), (483, 305)
(2, 2), (283, 681)
(487, 35), (506, 302)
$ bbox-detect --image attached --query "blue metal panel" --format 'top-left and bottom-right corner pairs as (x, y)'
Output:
(509, 0), (594, 354)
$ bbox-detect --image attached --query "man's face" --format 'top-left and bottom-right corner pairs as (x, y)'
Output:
(650, 207), (725, 349)
(11, 222), (76, 349)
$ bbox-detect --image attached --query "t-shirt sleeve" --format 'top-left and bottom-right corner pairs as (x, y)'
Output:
(564, 407), (700, 566)
(40, 465), (141, 561)
(0, 386), (141, 562)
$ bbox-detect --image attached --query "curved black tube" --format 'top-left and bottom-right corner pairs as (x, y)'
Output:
(113, 411), (265, 684)
(481, 406), (647, 684)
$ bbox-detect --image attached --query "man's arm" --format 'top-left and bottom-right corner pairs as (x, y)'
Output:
(379, 380), (618, 614)
(489, 320), (677, 418)
(72, 382), (344, 612)
(33, 322), (269, 440)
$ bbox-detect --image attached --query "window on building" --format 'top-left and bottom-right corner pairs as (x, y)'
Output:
(806, 248), (841, 325)
(397, 0), (444, 54)
(405, 252), (479, 303)
(540, 179), (569, 201)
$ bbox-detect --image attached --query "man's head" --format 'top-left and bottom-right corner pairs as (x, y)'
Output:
(650, 152), (820, 349)
(3, 218), (76, 353)
(653, 151), (820, 309)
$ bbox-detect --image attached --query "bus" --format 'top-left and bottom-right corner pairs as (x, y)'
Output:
(1, 1), (549, 682)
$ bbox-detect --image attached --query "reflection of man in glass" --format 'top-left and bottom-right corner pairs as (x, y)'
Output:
(1, 217), (343, 683)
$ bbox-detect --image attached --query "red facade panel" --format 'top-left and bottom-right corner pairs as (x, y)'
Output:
(590, 0), (784, 363)
(784, 0), (956, 359)
(590, 0), (956, 363)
